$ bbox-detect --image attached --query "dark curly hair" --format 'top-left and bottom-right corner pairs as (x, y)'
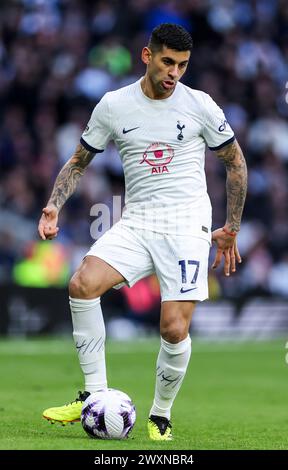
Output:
(148, 23), (193, 53)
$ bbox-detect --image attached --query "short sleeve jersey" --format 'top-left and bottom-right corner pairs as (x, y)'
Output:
(81, 79), (235, 240)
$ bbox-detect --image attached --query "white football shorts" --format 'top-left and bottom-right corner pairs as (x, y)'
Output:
(86, 221), (211, 302)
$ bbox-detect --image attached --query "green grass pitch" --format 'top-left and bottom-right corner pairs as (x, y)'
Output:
(0, 337), (287, 450)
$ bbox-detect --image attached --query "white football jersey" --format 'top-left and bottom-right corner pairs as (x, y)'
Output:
(81, 78), (235, 241)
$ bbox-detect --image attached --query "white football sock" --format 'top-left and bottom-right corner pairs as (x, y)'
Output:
(69, 297), (107, 393)
(150, 335), (191, 420)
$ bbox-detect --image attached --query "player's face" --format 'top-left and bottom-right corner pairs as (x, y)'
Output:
(142, 46), (190, 98)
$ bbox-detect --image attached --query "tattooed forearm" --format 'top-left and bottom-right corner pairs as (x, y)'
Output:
(48, 144), (95, 211)
(216, 140), (247, 232)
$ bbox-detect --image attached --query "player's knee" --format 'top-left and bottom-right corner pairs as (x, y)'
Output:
(69, 274), (89, 298)
(69, 272), (101, 299)
(160, 319), (187, 344)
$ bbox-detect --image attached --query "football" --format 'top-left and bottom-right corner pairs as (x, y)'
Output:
(81, 389), (136, 439)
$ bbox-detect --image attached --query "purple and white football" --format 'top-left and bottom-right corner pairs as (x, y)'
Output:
(81, 389), (136, 439)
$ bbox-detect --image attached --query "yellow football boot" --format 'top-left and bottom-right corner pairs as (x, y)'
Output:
(148, 415), (173, 441)
(43, 391), (90, 425)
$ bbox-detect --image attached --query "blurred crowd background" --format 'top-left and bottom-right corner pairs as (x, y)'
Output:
(1, 0), (288, 327)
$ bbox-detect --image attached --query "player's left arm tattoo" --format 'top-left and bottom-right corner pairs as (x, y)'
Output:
(47, 144), (95, 211)
(215, 139), (247, 233)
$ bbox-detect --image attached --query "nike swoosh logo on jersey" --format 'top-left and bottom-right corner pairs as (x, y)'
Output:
(123, 127), (139, 134)
(180, 287), (197, 293)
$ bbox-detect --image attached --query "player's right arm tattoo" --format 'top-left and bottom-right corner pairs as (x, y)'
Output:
(47, 144), (95, 211)
(215, 139), (247, 232)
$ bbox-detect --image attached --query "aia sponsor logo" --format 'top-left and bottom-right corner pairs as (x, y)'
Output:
(140, 142), (174, 174)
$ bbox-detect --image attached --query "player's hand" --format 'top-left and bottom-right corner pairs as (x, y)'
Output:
(38, 204), (59, 240)
(211, 227), (241, 276)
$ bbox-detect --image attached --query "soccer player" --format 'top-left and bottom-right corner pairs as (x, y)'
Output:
(38, 23), (247, 441)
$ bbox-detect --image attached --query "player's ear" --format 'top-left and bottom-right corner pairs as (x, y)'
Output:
(141, 47), (152, 65)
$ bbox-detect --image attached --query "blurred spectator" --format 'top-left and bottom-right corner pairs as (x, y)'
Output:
(268, 253), (288, 297)
(13, 240), (69, 288)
